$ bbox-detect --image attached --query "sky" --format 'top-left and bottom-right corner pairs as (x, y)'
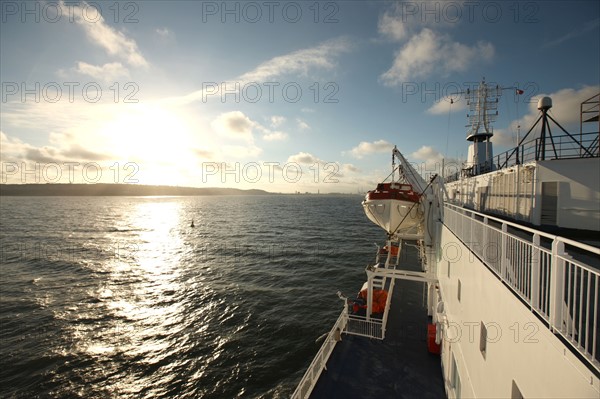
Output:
(1, 0), (599, 193)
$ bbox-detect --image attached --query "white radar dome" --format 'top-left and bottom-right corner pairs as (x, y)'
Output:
(537, 96), (552, 110)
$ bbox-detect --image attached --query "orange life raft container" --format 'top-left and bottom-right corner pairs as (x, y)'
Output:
(357, 289), (388, 314)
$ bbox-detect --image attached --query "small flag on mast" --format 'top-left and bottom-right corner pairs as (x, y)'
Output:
(516, 89), (524, 95)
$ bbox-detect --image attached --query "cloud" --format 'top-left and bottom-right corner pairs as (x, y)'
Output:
(238, 37), (352, 82)
(60, 1), (148, 68)
(410, 145), (462, 178)
(347, 140), (393, 159)
(491, 129), (518, 148)
(211, 111), (255, 142)
(194, 149), (215, 159)
(155, 27), (176, 45)
(287, 152), (321, 165)
(167, 37), (352, 105)
(378, 1), (460, 42)
(0, 130), (109, 166)
(156, 27), (173, 38)
(342, 163), (360, 173)
(74, 61), (130, 82)
(410, 145), (444, 163)
(380, 29), (494, 85)
(286, 152), (345, 178)
(221, 144), (262, 158)
(263, 131), (288, 141)
(510, 85), (600, 138)
(297, 119), (310, 130)
(543, 18), (599, 48)
(270, 116), (286, 128)
(211, 111), (288, 144)
(427, 98), (468, 115)
(378, 7), (410, 41)
(61, 144), (109, 161)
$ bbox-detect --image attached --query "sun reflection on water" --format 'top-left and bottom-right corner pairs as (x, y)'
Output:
(58, 199), (202, 396)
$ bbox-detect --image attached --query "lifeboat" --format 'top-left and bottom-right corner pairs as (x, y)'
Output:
(362, 182), (423, 235)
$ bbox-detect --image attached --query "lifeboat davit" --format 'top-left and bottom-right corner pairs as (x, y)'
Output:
(362, 182), (423, 235)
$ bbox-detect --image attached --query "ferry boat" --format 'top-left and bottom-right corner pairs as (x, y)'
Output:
(293, 82), (599, 398)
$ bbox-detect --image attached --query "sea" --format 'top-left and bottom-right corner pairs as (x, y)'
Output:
(0, 195), (385, 398)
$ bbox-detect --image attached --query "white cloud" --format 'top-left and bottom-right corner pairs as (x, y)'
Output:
(543, 18), (599, 48)
(378, 1), (461, 42)
(60, 1), (148, 68)
(347, 140), (393, 159)
(427, 97), (467, 115)
(491, 85), (599, 151)
(378, 8), (410, 41)
(288, 152), (321, 165)
(75, 61), (130, 82)
(156, 27), (173, 38)
(270, 116), (286, 128)
(381, 29), (494, 86)
(0, 129), (109, 168)
(410, 145), (462, 178)
(263, 131), (288, 141)
(491, 129), (518, 148)
(521, 86), (599, 129)
(212, 111), (288, 143)
(297, 119), (310, 130)
(211, 111), (255, 142)
(342, 163), (360, 173)
(221, 144), (262, 158)
(167, 37), (352, 106)
(238, 37), (352, 82)
(0, 131), (30, 160)
(410, 145), (444, 163)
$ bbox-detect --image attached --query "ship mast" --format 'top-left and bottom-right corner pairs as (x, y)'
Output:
(465, 79), (501, 175)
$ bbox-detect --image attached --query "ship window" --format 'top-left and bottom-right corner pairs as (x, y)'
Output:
(480, 322), (487, 359)
(457, 279), (461, 302)
(511, 380), (523, 399)
(451, 354), (461, 398)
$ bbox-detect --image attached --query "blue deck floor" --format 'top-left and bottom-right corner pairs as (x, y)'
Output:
(309, 261), (445, 398)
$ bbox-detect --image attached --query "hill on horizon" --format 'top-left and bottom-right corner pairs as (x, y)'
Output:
(0, 183), (272, 196)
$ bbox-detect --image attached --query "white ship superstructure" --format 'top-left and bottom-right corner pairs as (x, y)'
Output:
(293, 84), (599, 398)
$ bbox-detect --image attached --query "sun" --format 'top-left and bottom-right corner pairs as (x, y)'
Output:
(100, 104), (199, 186)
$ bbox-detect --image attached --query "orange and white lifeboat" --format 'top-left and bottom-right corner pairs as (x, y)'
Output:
(362, 182), (423, 234)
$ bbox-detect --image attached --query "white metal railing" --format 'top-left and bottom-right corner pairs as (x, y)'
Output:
(381, 278), (395, 338)
(291, 310), (348, 399)
(346, 314), (384, 339)
(444, 203), (600, 370)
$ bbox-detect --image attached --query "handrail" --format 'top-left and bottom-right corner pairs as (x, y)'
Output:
(445, 131), (600, 183)
(291, 310), (348, 399)
(446, 203), (600, 255)
(443, 203), (600, 371)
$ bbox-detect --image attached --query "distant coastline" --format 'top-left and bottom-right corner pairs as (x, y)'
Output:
(0, 183), (272, 196)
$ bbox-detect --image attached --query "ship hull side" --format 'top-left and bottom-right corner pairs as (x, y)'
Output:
(436, 223), (599, 398)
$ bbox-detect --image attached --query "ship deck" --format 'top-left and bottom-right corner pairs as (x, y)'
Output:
(309, 262), (445, 398)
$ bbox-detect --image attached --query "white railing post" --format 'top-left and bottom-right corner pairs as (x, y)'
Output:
(483, 217), (489, 263)
(549, 239), (565, 332)
(501, 223), (507, 279)
(366, 269), (374, 321)
(531, 233), (541, 310)
(469, 211), (473, 247)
